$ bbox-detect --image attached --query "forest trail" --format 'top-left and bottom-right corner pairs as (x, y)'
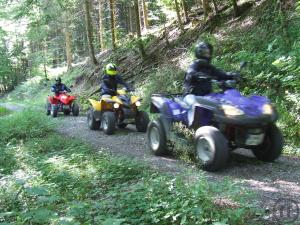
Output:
(1, 102), (300, 223)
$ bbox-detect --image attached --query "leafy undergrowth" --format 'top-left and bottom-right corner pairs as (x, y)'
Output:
(0, 111), (258, 224)
(0, 106), (10, 116)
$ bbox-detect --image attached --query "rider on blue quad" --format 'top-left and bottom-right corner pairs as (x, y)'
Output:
(51, 77), (71, 93)
(184, 42), (238, 96)
(183, 42), (240, 128)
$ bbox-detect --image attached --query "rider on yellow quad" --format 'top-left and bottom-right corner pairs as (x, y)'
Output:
(87, 63), (149, 135)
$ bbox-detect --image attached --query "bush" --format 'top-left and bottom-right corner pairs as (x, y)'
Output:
(0, 110), (53, 143)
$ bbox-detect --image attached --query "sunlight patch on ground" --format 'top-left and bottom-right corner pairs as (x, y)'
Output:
(47, 66), (68, 79)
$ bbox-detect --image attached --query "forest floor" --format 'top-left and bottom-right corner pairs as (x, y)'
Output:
(1, 102), (300, 224)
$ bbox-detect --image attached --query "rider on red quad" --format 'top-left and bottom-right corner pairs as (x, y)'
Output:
(184, 42), (239, 96)
(51, 77), (71, 94)
(100, 63), (132, 97)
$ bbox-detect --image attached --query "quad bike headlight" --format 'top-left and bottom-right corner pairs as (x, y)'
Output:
(262, 104), (273, 115)
(221, 105), (245, 116)
(114, 103), (120, 109)
(135, 101), (141, 107)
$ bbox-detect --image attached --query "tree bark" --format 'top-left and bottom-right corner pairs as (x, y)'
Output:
(212, 0), (219, 14)
(98, 0), (105, 51)
(64, 27), (72, 70)
(202, 0), (211, 18)
(129, 6), (134, 34)
(232, 0), (239, 17)
(142, 0), (149, 30)
(109, 0), (117, 49)
(84, 0), (98, 65)
(174, 0), (184, 32)
(181, 0), (189, 23)
(134, 0), (146, 57)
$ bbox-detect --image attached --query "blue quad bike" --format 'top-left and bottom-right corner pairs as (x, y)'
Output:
(147, 70), (283, 172)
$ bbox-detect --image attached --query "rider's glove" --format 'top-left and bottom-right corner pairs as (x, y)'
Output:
(227, 72), (241, 81)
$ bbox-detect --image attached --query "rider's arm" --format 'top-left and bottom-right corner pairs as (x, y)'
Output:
(116, 75), (131, 91)
(51, 85), (57, 93)
(212, 66), (234, 81)
(185, 62), (200, 83)
(100, 77), (114, 95)
(64, 85), (71, 93)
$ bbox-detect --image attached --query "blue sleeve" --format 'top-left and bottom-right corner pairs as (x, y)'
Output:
(116, 75), (131, 91)
(51, 85), (57, 92)
(212, 67), (232, 81)
(63, 84), (71, 92)
(116, 75), (130, 90)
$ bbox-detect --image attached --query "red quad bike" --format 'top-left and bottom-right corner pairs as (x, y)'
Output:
(46, 91), (80, 117)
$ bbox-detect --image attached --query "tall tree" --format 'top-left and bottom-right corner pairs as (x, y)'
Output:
(174, 0), (184, 32)
(84, 0), (98, 65)
(182, 0), (189, 23)
(98, 0), (105, 51)
(141, 0), (149, 30)
(63, 13), (73, 70)
(232, 0), (239, 16)
(212, 0), (219, 14)
(109, 0), (117, 49)
(202, 0), (211, 18)
(134, 0), (146, 57)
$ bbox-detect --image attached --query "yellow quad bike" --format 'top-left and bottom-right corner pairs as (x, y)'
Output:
(87, 89), (150, 135)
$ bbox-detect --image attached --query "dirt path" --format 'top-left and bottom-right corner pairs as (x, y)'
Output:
(57, 116), (300, 224)
(2, 102), (300, 223)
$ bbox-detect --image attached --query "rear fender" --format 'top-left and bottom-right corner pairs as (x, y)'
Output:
(89, 99), (102, 111)
(48, 96), (59, 104)
(131, 96), (141, 105)
(111, 96), (123, 105)
(150, 96), (168, 113)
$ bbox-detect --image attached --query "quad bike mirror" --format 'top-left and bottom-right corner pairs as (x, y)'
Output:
(239, 61), (248, 70)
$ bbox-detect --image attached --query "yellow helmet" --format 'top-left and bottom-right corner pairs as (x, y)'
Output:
(105, 63), (118, 76)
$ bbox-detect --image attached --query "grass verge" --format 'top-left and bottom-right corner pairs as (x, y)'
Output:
(0, 110), (258, 224)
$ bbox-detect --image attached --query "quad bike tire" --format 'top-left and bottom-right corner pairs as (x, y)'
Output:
(87, 109), (100, 130)
(147, 118), (168, 156)
(72, 103), (80, 116)
(252, 124), (283, 162)
(195, 126), (229, 172)
(51, 105), (58, 118)
(135, 111), (150, 132)
(102, 112), (116, 135)
(64, 109), (71, 115)
(46, 102), (51, 116)
(118, 123), (128, 129)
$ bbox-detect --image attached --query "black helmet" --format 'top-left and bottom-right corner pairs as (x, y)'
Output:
(195, 42), (213, 61)
(55, 77), (62, 84)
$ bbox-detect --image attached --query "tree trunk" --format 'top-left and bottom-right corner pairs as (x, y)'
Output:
(84, 0), (98, 65)
(202, 0), (211, 18)
(129, 6), (134, 34)
(134, 0), (146, 57)
(174, 0), (184, 32)
(64, 28), (72, 70)
(232, 0), (239, 17)
(43, 38), (48, 80)
(63, 14), (73, 70)
(142, 0), (149, 30)
(98, 0), (105, 51)
(182, 0), (189, 23)
(109, 0), (117, 49)
(212, 0), (219, 14)
(164, 24), (170, 47)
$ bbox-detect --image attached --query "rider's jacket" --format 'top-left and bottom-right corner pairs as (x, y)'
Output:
(51, 83), (71, 93)
(184, 59), (234, 96)
(100, 74), (131, 96)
